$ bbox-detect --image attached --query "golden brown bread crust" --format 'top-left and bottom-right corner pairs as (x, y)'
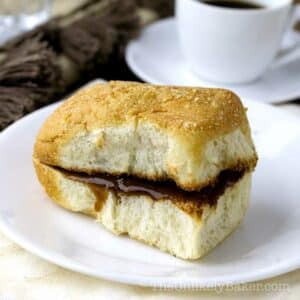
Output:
(34, 158), (97, 217)
(35, 81), (248, 162)
(34, 81), (257, 190)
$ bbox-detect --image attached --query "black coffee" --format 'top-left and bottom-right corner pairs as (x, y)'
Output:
(202, 0), (264, 9)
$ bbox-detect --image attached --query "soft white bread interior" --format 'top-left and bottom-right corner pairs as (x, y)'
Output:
(34, 81), (257, 191)
(34, 159), (251, 260)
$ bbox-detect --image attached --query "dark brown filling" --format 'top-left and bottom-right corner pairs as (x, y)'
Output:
(58, 167), (245, 212)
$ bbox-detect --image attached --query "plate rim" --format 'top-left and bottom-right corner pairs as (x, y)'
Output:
(1, 213), (300, 288)
(0, 81), (300, 288)
(125, 17), (300, 104)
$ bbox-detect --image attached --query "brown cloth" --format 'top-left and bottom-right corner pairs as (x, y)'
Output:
(0, 0), (174, 131)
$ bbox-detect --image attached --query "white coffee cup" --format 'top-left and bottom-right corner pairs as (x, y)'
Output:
(175, 0), (300, 84)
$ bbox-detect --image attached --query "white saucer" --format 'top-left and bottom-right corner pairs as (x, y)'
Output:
(126, 17), (300, 103)
(0, 80), (300, 288)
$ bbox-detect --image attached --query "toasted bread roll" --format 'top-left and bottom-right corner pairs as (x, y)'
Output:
(33, 81), (257, 259)
(34, 159), (251, 259)
(34, 81), (257, 191)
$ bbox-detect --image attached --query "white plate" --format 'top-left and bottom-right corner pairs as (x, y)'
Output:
(125, 16), (300, 104)
(0, 81), (300, 288)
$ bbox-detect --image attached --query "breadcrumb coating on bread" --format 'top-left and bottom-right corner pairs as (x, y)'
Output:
(34, 81), (257, 190)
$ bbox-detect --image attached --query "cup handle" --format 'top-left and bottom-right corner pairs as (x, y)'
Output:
(272, 4), (300, 69)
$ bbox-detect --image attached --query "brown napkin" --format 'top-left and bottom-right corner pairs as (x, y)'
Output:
(0, 0), (141, 131)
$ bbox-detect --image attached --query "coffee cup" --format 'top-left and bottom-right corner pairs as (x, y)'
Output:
(175, 0), (300, 84)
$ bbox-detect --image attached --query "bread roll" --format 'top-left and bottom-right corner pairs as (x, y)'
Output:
(34, 81), (257, 191)
(33, 81), (257, 259)
(34, 159), (251, 259)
